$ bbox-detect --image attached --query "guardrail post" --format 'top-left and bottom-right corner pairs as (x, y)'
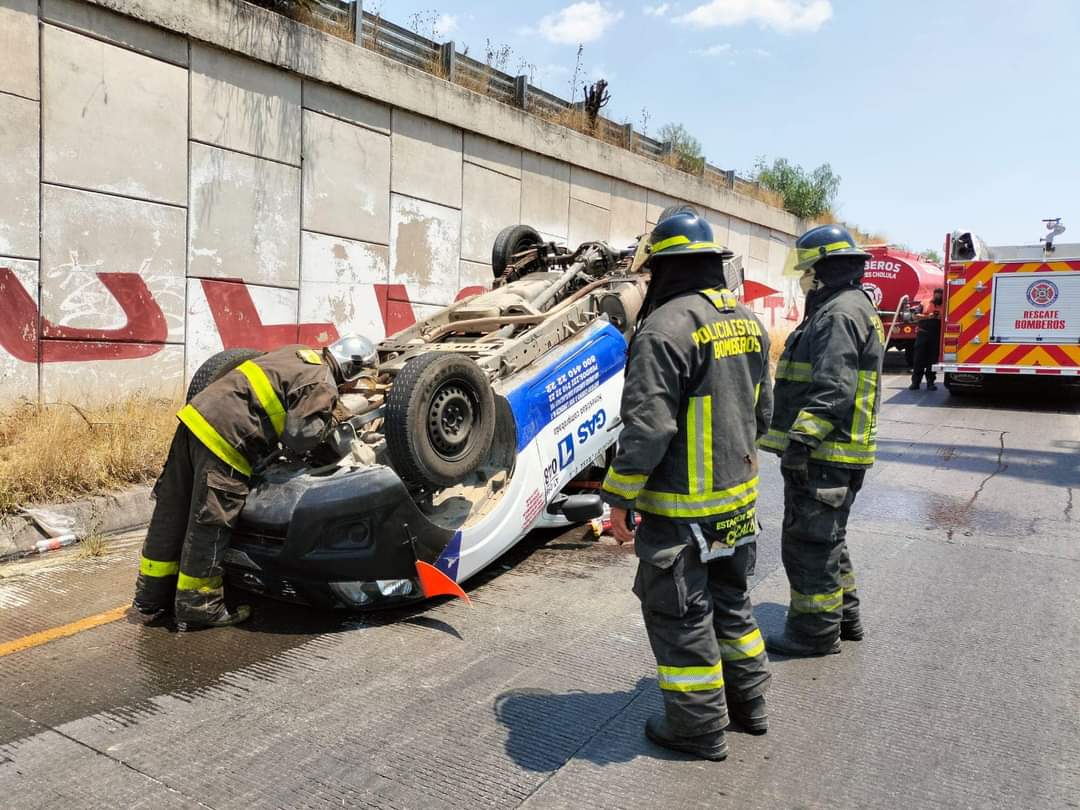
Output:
(514, 75), (528, 109)
(351, 0), (363, 45)
(439, 41), (456, 81)
(622, 123), (633, 150)
(725, 169), (735, 189)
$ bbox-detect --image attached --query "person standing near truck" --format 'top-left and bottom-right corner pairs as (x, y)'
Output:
(132, 336), (374, 630)
(601, 211), (773, 762)
(759, 224), (884, 657)
(910, 288), (944, 390)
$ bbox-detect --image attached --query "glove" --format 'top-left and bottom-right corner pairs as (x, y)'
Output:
(781, 440), (811, 486)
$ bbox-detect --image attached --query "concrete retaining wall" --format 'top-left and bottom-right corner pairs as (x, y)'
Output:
(0, 0), (803, 407)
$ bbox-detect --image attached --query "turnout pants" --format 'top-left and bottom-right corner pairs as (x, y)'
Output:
(911, 334), (937, 387)
(133, 425), (250, 623)
(780, 463), (865, 648)
(634, 516), (770, 737)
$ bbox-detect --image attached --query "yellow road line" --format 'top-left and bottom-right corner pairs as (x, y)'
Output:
(0, 605), (129, 658)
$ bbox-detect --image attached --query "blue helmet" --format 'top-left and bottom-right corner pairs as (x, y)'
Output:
(647, 212), (734, 264)
(794, 224), (871, 272)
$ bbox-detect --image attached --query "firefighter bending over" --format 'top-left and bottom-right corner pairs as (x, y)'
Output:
(601, 211), (773, 762)
(760, 225), (884, 657)
(132, 336), (376, 630)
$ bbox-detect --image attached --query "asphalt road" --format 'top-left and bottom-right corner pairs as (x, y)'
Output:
(2, 371), (1078, 809)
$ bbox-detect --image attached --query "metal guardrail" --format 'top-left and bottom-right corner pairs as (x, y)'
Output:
(300, 1), (757, 195)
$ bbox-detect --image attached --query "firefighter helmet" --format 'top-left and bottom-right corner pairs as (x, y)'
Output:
(793, 224), (871, 272)
(323, 334), (378, 383)
(646, 212), (734, 264)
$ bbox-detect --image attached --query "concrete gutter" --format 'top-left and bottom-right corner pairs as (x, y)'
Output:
(0, 485), (153, 562)
(81, 0), (803, 236)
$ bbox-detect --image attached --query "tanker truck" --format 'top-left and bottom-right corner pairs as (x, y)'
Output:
(860, 246), (944, 365)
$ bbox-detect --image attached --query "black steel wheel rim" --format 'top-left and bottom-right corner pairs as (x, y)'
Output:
(427, 381), (477, 460)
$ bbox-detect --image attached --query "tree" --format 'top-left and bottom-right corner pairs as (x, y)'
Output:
(753, 157), (840, 220)
(659, 123), (705, 175)
(921, 248), (943, 265)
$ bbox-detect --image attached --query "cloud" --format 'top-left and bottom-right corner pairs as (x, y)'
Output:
(435, 13), (458, 36)
(643, 3), (671, 15)
(537, 2), (624, 44)
(677, 0), (832, 33)
(694, 42), (732, 55)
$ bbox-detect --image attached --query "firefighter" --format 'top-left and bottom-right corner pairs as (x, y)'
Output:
(759, 225), (884, 657)
(910, 287), (944, 390)
(132, 335), (376, 630)
(602, 211), (773, 762)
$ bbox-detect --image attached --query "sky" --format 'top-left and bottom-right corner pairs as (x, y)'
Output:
(368, 0), (1080, 254)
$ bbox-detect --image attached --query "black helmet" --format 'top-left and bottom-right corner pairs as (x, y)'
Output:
(794, 224), (871, 272)
(646, 212), (734, 265)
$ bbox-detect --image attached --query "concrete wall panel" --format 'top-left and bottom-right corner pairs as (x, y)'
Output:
(0, 258), (39, 405)
(301, 231), (388, 285)
(646, 189), (680, 224)
(41, 345), (184, 406)
(189, 143), (301, 288)
(389, 194), (461, 305)
(41, 25), (188, 206)
(608, 180), (647, 247)
(0, 0), (39, 100)
(41, 185), (186, 343)
(190, 44), (302, 165)
(302, 110), (391, 244)
(750, 224), (771, 263)
(184, 278), (298, 382)
(464, 133), (522, 179)
(390, 110), (463, 209)
(704, 209), (731, 248)
(299, 282), (385, 345)
(570, 167), (612, 210)
(303, 80), (391, 134)
(460, 260), (493, 296)
(42, 0), (188, 65)
(521, 152), (570, 240)
(0, 94), (40, 259)
(728, 217), (752, 264)
(568, 199), (611, 249)
(460, 164), (521, 264)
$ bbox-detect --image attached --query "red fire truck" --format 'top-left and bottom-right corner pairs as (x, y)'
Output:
(935, 222), (1080, 392)
(861, 246), (944, 364)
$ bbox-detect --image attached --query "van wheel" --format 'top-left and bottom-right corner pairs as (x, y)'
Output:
(186, 348), (263, 402)
(492, 224), (544, 280)
(386, 354), (496, 491)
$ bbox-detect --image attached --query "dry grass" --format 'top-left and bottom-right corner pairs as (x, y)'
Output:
(814, 211), (887, 245)
(0, 398), (177, 514)
(76, 532), (109, 559)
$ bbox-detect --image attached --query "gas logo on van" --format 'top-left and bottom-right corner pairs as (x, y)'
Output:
(1026, 280), (1059, 308)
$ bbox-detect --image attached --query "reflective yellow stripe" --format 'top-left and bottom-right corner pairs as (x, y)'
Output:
(791, 409), (833, 441)
(139, 557), (179, 578)
(775, 359), (812, 382)
(177, 573), (224, 593)
(841, 572), (857, 593)
(177, 404), (253, 476)
(850, 370), (878, 444)
(754, 383), (761, 404)
(701, 287), (738, 312)
(811, 440), (876, 466)
(701, 396), (713, 497)
(758, 428), (788, 452)
(636, 477), (758, 519)
(602, 469), (648, 500)
(718, 628), (765, 661)
(790, 587), (843, 614)
(237, 361), (286, 437)
(651, 235), (724, 255)
(297, 349), (322, 364)
(687, 398), (700, 495)
(796, 240), (856, 269)
(657, 661), (724, 692)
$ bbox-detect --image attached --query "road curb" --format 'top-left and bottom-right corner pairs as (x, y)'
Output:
(0, 485), (153, 563)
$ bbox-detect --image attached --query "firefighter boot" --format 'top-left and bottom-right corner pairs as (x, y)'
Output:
(841, 617), (865, 641)
(926, 371), (938, 391)
(764, 633), (841, 658)
(176, 603), (252, 632)
(645, 715), (728, 761)
(727, 696), (768, 735)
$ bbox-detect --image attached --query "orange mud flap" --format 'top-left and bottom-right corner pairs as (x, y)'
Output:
(415, 561), (472, 606)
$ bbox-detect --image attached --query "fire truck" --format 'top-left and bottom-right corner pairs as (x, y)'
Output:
(861, 246), (944, 364)
(936, 220), (1080, 392)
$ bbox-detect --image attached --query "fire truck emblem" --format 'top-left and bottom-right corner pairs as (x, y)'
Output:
(1026, 280), (1059, 308)
(861, 283), (883, 307)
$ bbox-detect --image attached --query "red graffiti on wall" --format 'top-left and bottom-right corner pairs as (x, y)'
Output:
(0, 268), (167, 362)
(0, 268), (485, 364)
